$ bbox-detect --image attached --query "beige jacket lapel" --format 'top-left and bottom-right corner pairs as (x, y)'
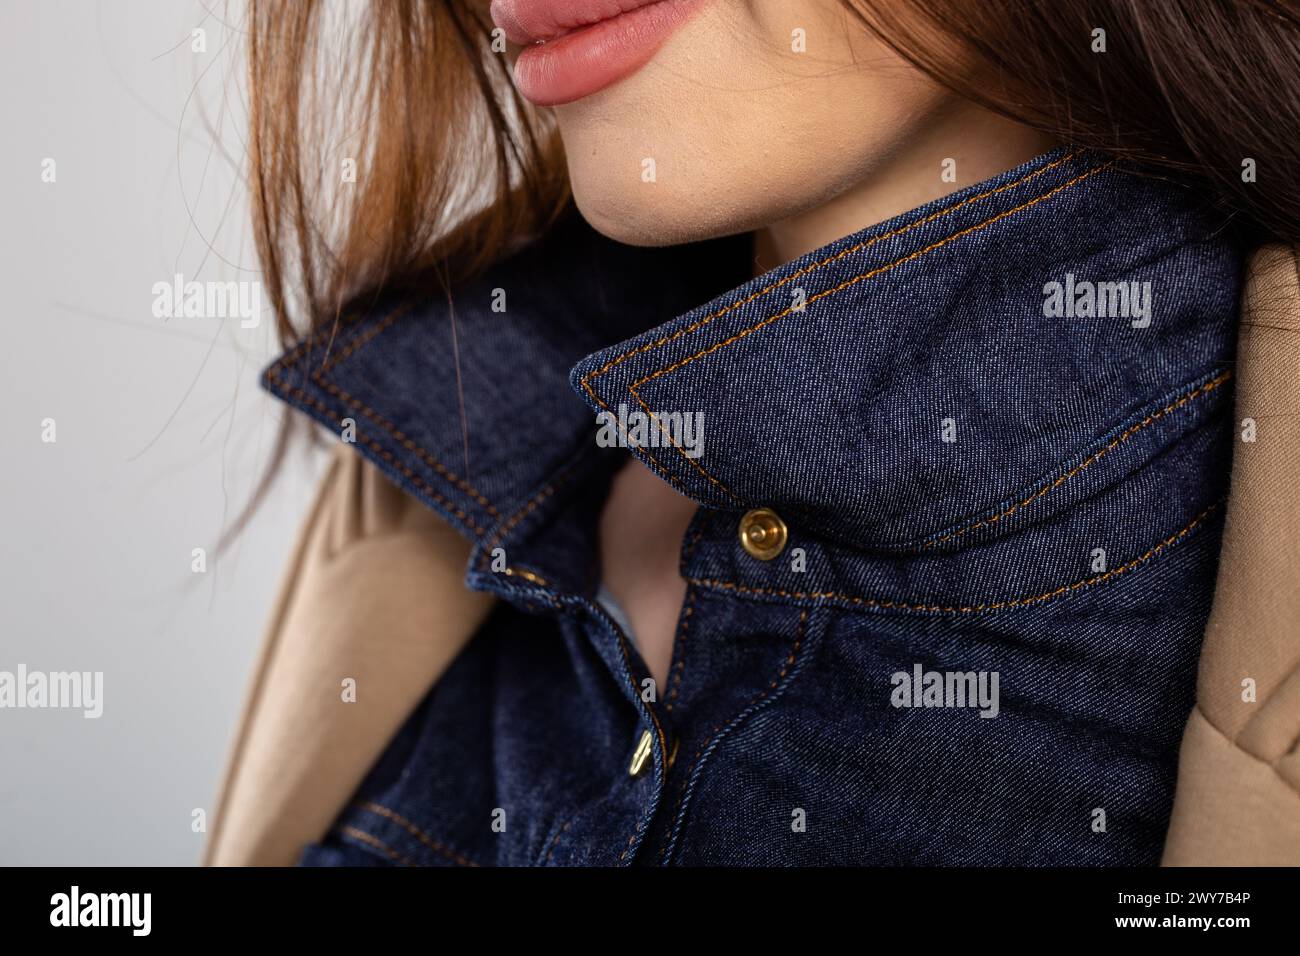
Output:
(1163, 246), (1300, 864)
(203, 446), (493, 866)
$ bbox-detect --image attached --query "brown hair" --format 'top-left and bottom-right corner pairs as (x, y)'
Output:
(845, 0), (1300, 247)
(242, 0), (1300, 509)
(247, 0), (568, 347)
(242, 0), (568, 514)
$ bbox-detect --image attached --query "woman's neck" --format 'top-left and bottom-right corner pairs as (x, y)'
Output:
(753, 108), (1060, 275)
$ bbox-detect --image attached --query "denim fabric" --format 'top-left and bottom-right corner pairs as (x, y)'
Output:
(264, 148), (1242, 865)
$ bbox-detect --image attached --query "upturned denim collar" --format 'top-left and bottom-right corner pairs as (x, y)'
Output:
(263, 147), (1240, 561)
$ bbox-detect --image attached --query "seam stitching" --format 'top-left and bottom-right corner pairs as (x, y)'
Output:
(615, 615), (671, 863)
(339, 825), (417, 867)
(313, 373), (500, 515)
(265, 365), (489, 536)
(317, 304), (410, 374)
(474, 459), (585, 571)
(501, 565), (549, 586)
(577, 151), (1088, 498)
(665, 586), (697, 714)
(579, 375), (690, 493)
(579, 149), (1083, 385)
(660, 608), (810, 862)
(266, 301), (500, 530)
(355, 801), (481, 867)
(266, 306), (376, 384)
(631, 390), (743, 503)
(688, 499), (1222, 615)
(665, 520), (709, 715)
(543, 818), (574, 865)
(624, 161), (1113, 501)
(921, 370), (1233, 549)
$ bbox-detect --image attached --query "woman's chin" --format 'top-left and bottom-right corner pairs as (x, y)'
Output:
(569, 181), (721, 247)
(566, 161), (789, 249)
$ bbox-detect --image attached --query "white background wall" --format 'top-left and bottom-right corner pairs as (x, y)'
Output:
(0, 1), (321, 864)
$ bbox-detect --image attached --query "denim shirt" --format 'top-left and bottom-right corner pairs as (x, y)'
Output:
(264, 148), (1241, 866)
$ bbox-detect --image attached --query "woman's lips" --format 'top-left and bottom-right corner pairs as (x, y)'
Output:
(490, 0), (704, 107)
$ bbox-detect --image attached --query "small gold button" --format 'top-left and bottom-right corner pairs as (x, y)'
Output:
(629, 729), (653, 777)
(739, 507), (788, 560)
(629, 731), (678, 777)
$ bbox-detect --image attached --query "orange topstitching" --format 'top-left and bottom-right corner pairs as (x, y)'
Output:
(578, 151), (1092, 496)
(355, 800), (480, 867)
(659, 608), (811, 861)
(921, 370), (1233, 549)
(688, 499), (1223, 616)
(623, 161), (1114, 502)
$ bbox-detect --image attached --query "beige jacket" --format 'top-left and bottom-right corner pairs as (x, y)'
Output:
(1162, 246), (1300, 864)
(205, 249), (1300, 867)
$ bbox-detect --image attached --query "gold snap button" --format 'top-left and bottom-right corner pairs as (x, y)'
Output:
(629, 729), (653, 777)
(739, 507), (788, 561)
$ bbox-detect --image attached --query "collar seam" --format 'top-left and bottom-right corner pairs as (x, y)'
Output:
(685, 496), (1223, 616)
(577, 147), (1087, 394)
(915, 367), (1233, 551)
(614, 156), (1115, 506)
(264, 299), (502, 536)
